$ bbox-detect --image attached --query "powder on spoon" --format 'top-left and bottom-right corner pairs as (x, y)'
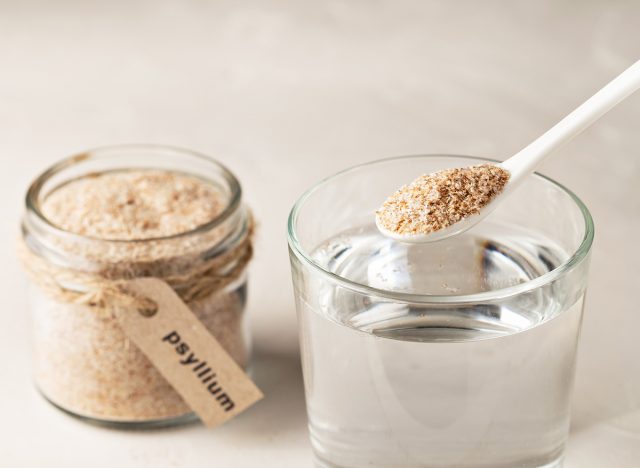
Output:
(376, 164), (510, 236)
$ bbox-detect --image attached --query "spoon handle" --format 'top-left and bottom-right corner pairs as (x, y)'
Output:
(502, 59), (640, 178)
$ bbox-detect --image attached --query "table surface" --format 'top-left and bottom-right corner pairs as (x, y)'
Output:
(1, 1), (639, 466)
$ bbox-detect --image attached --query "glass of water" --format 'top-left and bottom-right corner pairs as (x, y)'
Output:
(287, 155), (593, 468)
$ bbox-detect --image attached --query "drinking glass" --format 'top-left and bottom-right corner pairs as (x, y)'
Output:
(287, 155), (593, 468)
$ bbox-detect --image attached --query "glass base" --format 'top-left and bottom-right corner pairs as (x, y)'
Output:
(313, 451), (564, 468)
(40, 389), (199, 430)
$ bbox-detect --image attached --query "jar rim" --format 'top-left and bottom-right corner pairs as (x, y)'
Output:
(287, 154), (595, 304)
(24, 144), (243, 245)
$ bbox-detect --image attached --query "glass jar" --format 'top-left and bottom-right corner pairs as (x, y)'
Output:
(288, 155), (593, 467)
(21, 145), (253, 427)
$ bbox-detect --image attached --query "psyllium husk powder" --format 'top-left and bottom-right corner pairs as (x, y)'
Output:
(20, 147), (254, 426)
(376, 164), (510, 236)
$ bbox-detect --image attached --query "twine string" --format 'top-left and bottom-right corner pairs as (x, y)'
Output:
(18, 224), (253, 312)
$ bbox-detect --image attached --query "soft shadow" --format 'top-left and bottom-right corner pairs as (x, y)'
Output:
(234, 343), (308, 437)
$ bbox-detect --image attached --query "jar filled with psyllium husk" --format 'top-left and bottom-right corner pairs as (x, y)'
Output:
(20, 145), (254, 427)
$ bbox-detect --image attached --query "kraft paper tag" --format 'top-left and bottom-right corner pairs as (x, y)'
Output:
(115, 277), (263, 428)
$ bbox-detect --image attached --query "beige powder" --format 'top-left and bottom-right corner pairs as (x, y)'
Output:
(31, 169), (250, 424)
(376, 164), (510, 235)
(43, 170), (224, 240)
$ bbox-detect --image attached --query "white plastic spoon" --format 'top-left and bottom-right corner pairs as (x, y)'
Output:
(377, 59), (640, 243)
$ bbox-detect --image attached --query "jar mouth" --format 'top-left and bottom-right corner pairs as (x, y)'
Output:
(25, 144), (243, 244)
(287, 154), (595, 304)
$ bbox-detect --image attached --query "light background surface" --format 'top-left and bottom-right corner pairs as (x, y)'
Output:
(1, 1), (639, 466)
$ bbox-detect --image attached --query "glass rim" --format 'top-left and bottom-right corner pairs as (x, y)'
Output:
(287, 154), (594, 304)
(24, 144), (243, 244)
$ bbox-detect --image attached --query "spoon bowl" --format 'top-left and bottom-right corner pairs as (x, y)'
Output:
(375, 162), (509, 243)
(375, 207), (492, 243)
